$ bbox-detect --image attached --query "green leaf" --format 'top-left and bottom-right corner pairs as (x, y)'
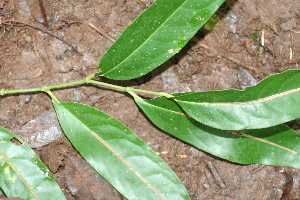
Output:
(97, 0), (225, 80)
(172, 69), (300, 130)
(250, 34), (258, 39)
(204, 14), (220, 30)
(52, 101), (190, 200)
(0, 127), (65, 200)
(135, 97), (300, 168)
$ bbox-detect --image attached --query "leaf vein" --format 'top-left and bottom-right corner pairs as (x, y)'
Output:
(0, 150), (40, 200)
(90, 131), (166, 200)
(229, 130), (297, 154)
(103, 0), (187, 76)
(202, 88), (300, 105)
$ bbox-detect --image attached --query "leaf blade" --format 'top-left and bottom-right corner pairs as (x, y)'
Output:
(52, 101), (190, 200)
(0, 127), (65, 200)
(135, 97), (300, 168)
(97, 0), (225, 80)
(173, 69), (300, 130)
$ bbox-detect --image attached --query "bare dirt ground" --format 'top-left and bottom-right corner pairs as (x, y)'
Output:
(1, 0), (300, 199)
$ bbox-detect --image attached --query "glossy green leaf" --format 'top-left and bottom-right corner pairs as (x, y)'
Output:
(135, 97), (300, 168)
(52, 101), (190, 200)
(97, 0), (225, 80)
(173, 69), (300, 130)
(0, 127), (65, 200)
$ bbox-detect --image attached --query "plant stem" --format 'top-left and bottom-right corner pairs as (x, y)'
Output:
(89, 80), (174, 98)
(0, 77), (174, 98)
(0, 79), (87, 96)
(43, 79), (87, 90)
(1, 87), (43, 95)
(89, 80), (127, 91)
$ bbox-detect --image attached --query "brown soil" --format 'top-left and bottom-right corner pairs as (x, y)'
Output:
(1, 0), (300, 199)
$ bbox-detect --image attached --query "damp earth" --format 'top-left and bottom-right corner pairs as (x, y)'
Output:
(1, 0), (300, 199)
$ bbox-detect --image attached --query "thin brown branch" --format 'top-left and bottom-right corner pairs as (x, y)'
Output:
(2, 20), (79, 53)
(88, 23), (116, 43)
(205, 160), (227, 189)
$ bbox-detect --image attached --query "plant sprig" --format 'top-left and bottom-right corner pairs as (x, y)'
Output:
(3, 0), (300, 199)
(0, 75), (173, 99)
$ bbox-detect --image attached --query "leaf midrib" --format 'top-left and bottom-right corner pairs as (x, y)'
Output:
(60, 103), (166, 199)
(175, 87), (300, 105)
(143, 100), (299, 154)
(102, 0), (190, 76)
(0, 150), (40, 200)
(229, 130), (297, 154)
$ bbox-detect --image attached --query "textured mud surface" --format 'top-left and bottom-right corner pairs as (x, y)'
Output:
(1, 0), (300, 199)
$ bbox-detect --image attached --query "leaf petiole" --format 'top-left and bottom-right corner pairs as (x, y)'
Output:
(126, 90), (144, 101)
(43, 88), (61, 104)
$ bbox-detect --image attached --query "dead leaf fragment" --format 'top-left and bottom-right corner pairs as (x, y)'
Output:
(27, 0), (49, 27)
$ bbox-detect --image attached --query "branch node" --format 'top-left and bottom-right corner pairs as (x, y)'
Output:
(0, 89), (5, 96)
(85, 73), (96, 84)
(41, 85), (49, 92)
(44, 89), (60, 104)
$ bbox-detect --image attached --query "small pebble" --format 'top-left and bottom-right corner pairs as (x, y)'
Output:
(49, 11), (60, 22)
(226, 12), (238, 23)
(57, 54), (69, 61)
